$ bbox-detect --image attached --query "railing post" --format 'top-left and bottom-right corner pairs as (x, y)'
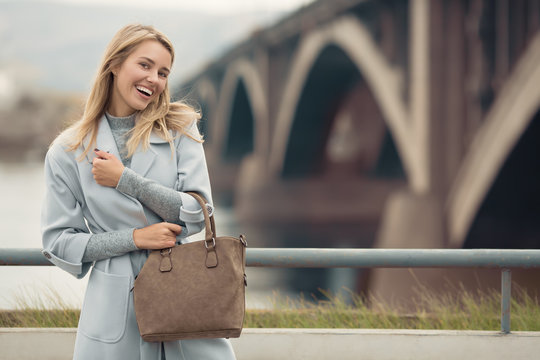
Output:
(501, 268), (511, 334)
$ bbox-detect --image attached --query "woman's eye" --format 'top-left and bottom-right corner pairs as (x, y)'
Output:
(140, 63), (149, 69)
(159, 72), (168, 78)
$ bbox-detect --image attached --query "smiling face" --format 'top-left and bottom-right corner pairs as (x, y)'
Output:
(108, 40), (172, 117)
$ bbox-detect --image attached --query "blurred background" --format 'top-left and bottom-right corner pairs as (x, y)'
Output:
(2, 0), (540, 309)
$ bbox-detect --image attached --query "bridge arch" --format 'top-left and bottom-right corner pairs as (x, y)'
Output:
(192, 77), (218, 140)
(212, 58), (269, 160)
(269, 16), (415, 183)
(447, 32), (540, 248)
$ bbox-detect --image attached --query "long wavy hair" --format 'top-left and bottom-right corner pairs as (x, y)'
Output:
(63, 24), (201, 160)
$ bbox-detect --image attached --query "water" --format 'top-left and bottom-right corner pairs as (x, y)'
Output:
(0, 161), (89, 309)
(0, 161), (289, 310)
(0, 160), (364, 309)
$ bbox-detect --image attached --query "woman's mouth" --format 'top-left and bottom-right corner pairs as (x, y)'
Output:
(136, 85), (153, 97)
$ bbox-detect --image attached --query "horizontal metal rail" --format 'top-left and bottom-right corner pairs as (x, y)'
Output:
(3, 247), (540, 334)
(246, 248), (540, 268)
(3, 248), (540, 268)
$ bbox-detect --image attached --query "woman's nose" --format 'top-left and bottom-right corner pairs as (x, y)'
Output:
(147, 71), (158, 83)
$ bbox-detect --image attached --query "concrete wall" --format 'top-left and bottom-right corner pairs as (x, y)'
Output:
(1, 328), (539, 360)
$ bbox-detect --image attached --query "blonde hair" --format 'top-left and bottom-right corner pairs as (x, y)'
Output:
(64, 24), (200, 159)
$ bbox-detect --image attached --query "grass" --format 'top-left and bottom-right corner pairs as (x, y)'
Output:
(0, 309), (80, 328)
(245, 285), (540, 331)
(0, 286), (79, 328)
(1, 285), (540, 330)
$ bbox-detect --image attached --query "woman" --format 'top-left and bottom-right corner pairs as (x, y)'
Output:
(41, 24), (236, 359)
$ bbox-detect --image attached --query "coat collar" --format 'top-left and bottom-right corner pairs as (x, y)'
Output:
(84, 115), (172, 177)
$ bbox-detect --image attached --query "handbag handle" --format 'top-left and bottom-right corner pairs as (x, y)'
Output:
(186, 192), (217, 243)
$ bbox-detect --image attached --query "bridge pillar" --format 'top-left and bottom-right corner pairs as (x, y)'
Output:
(369, 190), (445, 304)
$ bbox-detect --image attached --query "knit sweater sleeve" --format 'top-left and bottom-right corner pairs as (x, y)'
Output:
(82, 229), (139, 262)
(116, 167), (183, 224)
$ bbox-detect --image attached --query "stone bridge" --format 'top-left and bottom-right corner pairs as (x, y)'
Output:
(176, 0), (540, 297)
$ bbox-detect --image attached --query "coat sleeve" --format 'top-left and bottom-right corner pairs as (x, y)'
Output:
(41, 146), (92, 279)
(175, 121), (214, 237)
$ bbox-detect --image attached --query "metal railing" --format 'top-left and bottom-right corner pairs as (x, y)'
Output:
(3, 247), (540, 334)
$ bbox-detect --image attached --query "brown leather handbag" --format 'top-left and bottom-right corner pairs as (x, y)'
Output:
(133, 192), (247, 342)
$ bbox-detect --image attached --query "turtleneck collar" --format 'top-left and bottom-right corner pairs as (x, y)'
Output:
(105, 112), (136, 130)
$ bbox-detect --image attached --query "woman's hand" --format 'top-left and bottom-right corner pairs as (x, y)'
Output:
(91, 149), (124, 187)
(133, 222), (182, 250)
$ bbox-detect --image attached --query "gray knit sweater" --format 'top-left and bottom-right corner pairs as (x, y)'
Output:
(81, 113), (183, 262)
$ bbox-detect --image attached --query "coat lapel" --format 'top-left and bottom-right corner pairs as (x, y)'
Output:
(85, 115), (170, 178)
(96, 115), (122, 160)
(130, 129), (171, 177)
(82, 115), (122, 165)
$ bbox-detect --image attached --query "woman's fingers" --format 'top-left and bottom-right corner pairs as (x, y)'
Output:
(94, 148), (112, 160)
(91, 149), (124, 187)
(133, 222), (182, 249)
(163, 222), (182, 236)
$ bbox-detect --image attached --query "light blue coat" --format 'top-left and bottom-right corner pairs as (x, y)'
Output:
(41, 116), (236, 360)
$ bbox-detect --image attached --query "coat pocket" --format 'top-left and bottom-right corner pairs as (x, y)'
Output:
(78, 267), (130, 343)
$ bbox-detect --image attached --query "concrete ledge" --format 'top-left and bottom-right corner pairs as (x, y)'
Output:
(231, 329), (540, 360)
(1, 328), (540, 360)
(0, 328), (76, 360)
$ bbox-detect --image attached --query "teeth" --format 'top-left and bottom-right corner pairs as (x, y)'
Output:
(136, 86), (153, 96)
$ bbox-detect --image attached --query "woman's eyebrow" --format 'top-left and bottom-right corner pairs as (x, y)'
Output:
(139, 57), (170, 73)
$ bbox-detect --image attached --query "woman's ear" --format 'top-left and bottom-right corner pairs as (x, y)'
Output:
(111, 65), (119, 77)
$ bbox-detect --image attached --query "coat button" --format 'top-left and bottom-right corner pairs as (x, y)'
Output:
(43, 251), (52, 259)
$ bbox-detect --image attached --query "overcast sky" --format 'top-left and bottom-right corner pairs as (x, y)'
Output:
(17, 0), (315, 14)
(0, 0), (318, 93)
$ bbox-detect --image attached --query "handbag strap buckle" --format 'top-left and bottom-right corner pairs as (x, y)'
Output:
(205, 238), (218, 268)
(239, 234), (247, 247)
(205, 237), (216, 250)
(159, 248), (173, 272)
(160, 248), (172, 255)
